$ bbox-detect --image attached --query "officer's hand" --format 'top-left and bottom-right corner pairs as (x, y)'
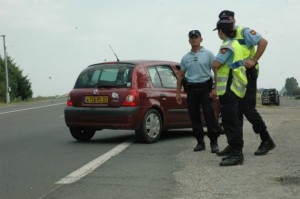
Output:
(176, 92), (182, 105)
(210, 89), (217, 98)
(244, 60), (256, 68)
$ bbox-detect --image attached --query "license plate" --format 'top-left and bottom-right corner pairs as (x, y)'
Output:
(85, 96), (108, 104)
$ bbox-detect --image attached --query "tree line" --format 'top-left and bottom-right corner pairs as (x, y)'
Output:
(0, 55), (299, 102)
(0, 55), (32, 102)
(284, 77), (299, 97)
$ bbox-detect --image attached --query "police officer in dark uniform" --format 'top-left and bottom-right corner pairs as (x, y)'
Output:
(176, 30), (220, 153)
(211, 19), (248, 166)
(216, 10), (276, 157)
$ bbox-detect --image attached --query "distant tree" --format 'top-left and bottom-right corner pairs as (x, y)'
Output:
(285, 77), (298, 97)
(292, 87), (300, 96)
(0, 55), (33, 102)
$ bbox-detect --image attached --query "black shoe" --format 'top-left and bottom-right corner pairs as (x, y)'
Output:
(254, 138), (276, 155)
(221, 155), (230, 161)
(220, 150), (244, 166)
(194, 142), (206, 152)
(217, 145), (232, 156)
(210, 142), (219, 153)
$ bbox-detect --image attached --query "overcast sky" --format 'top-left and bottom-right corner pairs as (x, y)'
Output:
(1, 0), (299, 97)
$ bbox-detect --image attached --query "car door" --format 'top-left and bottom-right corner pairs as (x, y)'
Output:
(148, 65), (190, 128)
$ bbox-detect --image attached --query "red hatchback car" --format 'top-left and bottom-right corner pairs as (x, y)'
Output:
(64, 60), (221, 143)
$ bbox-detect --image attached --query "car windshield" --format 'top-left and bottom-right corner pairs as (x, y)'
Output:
(74, 63), (134, 89)
(262, 89), (276, 96)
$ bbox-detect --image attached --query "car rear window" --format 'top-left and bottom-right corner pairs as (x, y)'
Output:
(262, 90), (269, 96)
(74, 63), (134, 88)
(262, 89), (277, 97)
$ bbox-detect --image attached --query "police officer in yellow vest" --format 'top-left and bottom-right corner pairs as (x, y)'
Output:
(217, 10), (276, 157)
(211, 18), (247, 166)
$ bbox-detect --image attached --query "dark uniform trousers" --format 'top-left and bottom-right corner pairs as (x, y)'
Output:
(240, 67), (268, 136)
(219, 88), (244, 150)
(186, 79), (220, 143)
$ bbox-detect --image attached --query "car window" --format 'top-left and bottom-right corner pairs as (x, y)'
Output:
(262, 89), (279, 97)
(149, 67), (162, 87)
(91, 69), (101, 84)
(149, 65), (177, 88)
(74, 64), (134, 88)
(262, 90), (270, 97)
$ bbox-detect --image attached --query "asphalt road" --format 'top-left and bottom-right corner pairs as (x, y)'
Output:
(0, 97), (299, 199)
(174, 97), (300, 199)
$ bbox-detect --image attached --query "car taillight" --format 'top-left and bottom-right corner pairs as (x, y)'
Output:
(122, 89), (138, 106)
(67, 96), (73, 106)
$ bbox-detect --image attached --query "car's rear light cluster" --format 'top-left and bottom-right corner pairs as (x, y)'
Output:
(67, 96), (73, 106)
(122, 89), (138, 106)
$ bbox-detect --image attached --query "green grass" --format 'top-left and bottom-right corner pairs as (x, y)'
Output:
(0, 95), (67, 107)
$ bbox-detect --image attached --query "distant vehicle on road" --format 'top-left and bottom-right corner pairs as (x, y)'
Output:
(64, 60), (222, 143)
(261, 88), (280, 105)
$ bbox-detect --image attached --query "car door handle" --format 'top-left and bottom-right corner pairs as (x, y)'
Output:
(160, 94), (167, 99)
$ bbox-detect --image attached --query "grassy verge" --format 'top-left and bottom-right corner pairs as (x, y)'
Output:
(0, 95), (67, 107)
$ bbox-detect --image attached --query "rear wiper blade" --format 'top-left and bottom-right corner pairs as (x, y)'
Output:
(96, 84), (117, 88)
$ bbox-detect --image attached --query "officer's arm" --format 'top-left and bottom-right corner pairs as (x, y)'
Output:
(244, 29), (268, 67)
(212, 61), (222, 85)
(176, 70), (186, 104)
(252, 37), (268, 63)
(210, 61), (222, 98)
(176, 70), (186, 93)
(244, 37), (268, 68)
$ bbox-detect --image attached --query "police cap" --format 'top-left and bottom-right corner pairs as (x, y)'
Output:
(213, 18), (233, 31)
(218, 10), (235, 19)
(188, 30), (201, 38)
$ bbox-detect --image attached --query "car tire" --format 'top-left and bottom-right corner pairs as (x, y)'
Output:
(69, 128), (96, 141)
(135, 109), (162, 143)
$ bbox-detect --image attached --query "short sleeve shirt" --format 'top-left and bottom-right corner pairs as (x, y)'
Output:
(237, 25), (262, 49)
(180, 47), (215, 83)
(215, 39), (234, 69)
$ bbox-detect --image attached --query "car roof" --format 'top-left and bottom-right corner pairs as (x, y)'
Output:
(263, 88), (277, 91)
(88, 60), (180, 67)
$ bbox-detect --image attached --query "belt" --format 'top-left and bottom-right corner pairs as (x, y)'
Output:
(187, 82), (206, 86)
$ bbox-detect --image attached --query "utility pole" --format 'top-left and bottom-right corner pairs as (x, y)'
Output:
(1, 35), (10, 103)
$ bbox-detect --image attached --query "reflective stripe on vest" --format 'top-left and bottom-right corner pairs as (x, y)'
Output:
(217, 39), (248, 98)
(216, 64), (230, 96)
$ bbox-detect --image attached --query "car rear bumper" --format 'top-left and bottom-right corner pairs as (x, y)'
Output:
(262, 98), (279, 104)
(64, 106), (141, 129)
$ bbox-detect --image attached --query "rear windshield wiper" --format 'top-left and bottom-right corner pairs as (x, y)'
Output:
(96, 83), (117, 88)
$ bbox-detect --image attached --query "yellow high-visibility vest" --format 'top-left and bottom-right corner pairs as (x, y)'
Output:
(236, 26), (260, 72)
(217, 39), (248, 98)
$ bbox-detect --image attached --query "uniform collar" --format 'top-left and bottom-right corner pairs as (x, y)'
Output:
(190, 46), (205, 54)
(224, 38), (232, 42)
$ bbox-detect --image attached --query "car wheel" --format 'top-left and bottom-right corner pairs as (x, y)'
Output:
(69, 128), (96, 141)
(135, 109), (162, 143)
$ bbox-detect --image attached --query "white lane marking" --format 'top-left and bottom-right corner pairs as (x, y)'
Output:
(56, 138), (134, 184)
(59, 115), (64, 117)
(0, 103), (65, 115)
(37, 185), (62, 199)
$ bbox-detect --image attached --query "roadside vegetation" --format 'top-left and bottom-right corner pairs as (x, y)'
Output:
(0, 55), (32, 102)
(0, 95), (66, 107)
